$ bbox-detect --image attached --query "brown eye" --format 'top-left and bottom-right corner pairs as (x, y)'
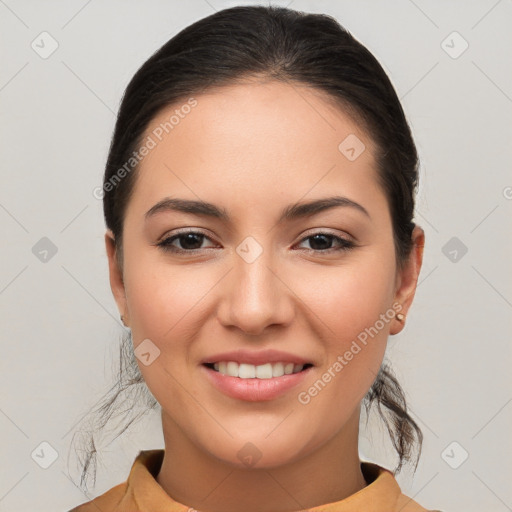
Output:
(297, 233), (355, 252)
(156, 230), (216, 253)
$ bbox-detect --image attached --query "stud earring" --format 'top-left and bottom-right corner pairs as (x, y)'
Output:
(396, 312), (405, 322)
(120, 314), (127, 326)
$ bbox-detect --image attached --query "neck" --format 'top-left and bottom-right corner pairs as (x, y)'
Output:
(156, 407), (368, 512)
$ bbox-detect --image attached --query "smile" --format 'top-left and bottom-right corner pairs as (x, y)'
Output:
(205, 361), (312, 379)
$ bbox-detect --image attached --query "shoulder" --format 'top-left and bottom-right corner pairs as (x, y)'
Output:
(68, 449), (165, 512)
(67, 481), (127, 512)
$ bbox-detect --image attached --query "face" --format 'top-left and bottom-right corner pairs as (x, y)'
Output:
(106, 79), (423, 469)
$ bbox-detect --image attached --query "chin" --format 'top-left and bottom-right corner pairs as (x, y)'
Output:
(206, 434), (312, 470)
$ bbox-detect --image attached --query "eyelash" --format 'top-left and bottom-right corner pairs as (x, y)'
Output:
(155, 229), (356, 255)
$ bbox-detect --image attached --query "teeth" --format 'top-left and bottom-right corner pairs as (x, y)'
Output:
(211, 361), (306, 379)
(239, 363), (255, 378)
(227, 361), (239, 377)
(272, 362), (284, 377)
(256, 363), (273, 379)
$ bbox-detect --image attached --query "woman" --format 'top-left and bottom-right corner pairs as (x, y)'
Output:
(70, 5), (442, 511)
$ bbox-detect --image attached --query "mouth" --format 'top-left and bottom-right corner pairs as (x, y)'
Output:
(200, 349), (315, 401)
(203, 361), (314, 379)
(201, 358), (314, 402)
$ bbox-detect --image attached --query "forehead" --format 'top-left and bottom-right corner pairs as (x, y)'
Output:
(128, 80), (385, 221)
(143, 79), (374, 163)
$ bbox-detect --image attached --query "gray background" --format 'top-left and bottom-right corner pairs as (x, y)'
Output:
(1, 1), (511, 511)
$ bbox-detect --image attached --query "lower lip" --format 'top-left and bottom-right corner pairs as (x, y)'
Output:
(201, 365), (312, 402)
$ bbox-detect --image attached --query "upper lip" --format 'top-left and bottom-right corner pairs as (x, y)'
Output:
(201, 349), (313, 366)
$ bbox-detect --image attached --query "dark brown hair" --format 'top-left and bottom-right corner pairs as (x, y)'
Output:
(71, 4), (422, 490)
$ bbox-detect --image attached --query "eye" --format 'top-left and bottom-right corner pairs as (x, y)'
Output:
(295, 232), (355, 253)
(156, 229), (217, 254)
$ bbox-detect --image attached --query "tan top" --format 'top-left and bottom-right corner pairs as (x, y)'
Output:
(70, 449), (441, 512)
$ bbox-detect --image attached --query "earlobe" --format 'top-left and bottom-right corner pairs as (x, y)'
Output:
(105, 230), (128, 322)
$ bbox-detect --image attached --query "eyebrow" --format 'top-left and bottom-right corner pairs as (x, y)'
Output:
(145, 195), (370, 223)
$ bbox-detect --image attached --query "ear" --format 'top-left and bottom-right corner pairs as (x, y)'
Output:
(390, 225), (425, 335)
(105, 229), (128, 324)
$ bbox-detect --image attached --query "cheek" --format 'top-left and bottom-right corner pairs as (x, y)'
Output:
(291, 249), (396, 344)
(291, 251), (395, 413)
(123, 251), (213, 341)
(121, 255), (212, 426)
(122, 252), (219, 401)
(294, 280), (390, 447)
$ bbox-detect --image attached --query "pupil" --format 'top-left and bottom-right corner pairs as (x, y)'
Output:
(310, 234), (331, 250)
(181, 233), (203, 250)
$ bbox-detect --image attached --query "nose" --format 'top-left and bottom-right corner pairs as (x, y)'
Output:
(216, 245), (294, 336)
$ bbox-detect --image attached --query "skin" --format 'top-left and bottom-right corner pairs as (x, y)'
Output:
(105, 79), (424, 512)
